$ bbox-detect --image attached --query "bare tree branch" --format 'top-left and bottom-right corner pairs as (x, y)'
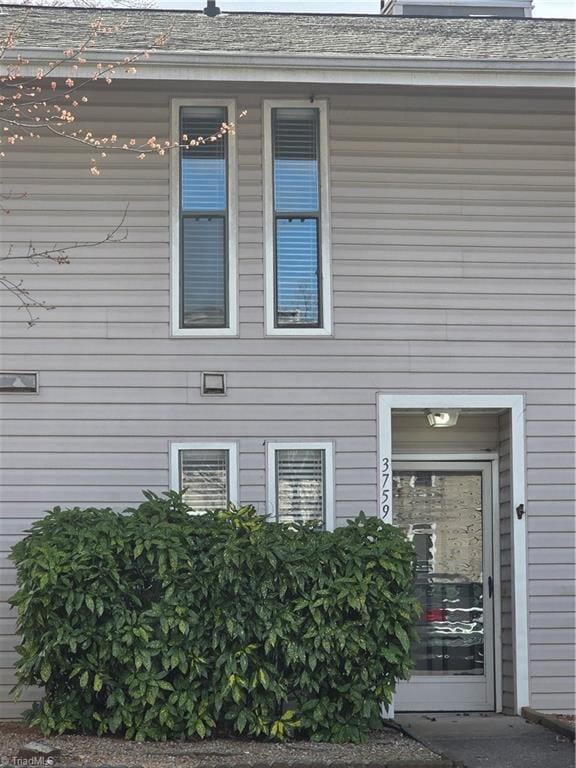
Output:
(1, 207), (129, 326)
(0, 3), (246, 324)
(0, 1), (156, 8)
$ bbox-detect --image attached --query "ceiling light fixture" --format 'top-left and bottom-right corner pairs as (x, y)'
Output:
(425, 410), (460, 428)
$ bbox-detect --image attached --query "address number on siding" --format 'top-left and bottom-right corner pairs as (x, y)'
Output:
(380, 456), (392, 520)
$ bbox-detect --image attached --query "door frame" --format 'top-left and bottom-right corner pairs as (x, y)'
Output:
(377, 392), (528, 716)
(392, 457), (500, 713)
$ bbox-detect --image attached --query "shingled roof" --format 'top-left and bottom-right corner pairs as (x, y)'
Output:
(1, 5), (574, 61)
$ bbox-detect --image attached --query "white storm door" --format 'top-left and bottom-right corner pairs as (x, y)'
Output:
(393, 462), (495, 712)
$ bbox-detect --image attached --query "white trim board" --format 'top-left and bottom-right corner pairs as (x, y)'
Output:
(266, 441), (335, 531)
(169, 98), (238, 337)
(262, 99), (332, 337)
(12, 51), (575, 90)
(377, 393), (528, 715)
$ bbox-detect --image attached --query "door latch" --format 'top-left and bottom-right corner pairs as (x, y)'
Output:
(516, 504), (525, 520)
(488, 575), (494, 599)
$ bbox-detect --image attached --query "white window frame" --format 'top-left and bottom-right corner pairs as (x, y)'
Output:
(266, 441), (335, 530)
(170, 98), (238, 337)
(169, 441), (239, 509)
(263, 99), (332, 336)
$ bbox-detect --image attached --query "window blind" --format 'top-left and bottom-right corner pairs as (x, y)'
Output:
(181, 217), (226, 327)
(275, 448), (325, 525)
(180, 106), (228, 328)
(180, 449), (229, 514)
(272, 108), (321, 328)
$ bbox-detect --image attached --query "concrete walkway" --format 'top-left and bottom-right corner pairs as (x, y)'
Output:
(396, 713), (575, 768)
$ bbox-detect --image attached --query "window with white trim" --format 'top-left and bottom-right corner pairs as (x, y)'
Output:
(264, 101), (331, 336)
(171, 100), (237, 336)
(267, 442), (334, 530)
(170, 442), (238, 514)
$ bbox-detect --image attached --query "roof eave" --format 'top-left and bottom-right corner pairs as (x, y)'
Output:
(9, 47), (575, 89)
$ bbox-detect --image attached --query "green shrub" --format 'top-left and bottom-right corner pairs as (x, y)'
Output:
(10, 492), (419, 743)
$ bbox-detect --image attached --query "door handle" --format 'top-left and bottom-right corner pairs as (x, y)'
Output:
(488, 575), (494, 599)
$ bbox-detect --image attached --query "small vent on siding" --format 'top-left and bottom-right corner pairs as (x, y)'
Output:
(0, 372), (38, 393)
(201, 371), (227, 396)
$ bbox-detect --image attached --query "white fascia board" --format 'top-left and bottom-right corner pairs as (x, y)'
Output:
(9, 48), (575, 89)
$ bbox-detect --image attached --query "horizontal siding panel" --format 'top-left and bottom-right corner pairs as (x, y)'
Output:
(529, 581), (575, 597)
(526, 453), (576, 469)
(0, 684), (40, 702)
(531, 677), (575, 694)
(529, 549), (576, 565)
(530, 693), (576, 713)
(528, 532), (574, 549)
(0, 436), (376, 453)
(530, 629), (575, 644)
(10, 338), (566, 356)
(530, 644), (576, 661)
(531, 661), (576, 677)
(0, 469), (167, 487)
(336, 307), (574, 326)
(0, 702), (33, 719)
(0, 404), (374, 421)
(0, 370), (572, 391)
(0, 419), (369, 438)
(0, 388), (378, 407)
(531, 615), (576, 632)
(528, 516), (576, 532)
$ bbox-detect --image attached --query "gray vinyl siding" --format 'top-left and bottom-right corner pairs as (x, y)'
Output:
(498, 413), (515, 713)
(0, 81), (574, 713)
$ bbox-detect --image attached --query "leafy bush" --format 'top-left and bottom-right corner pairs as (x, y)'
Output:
(10, 492), (419, 743)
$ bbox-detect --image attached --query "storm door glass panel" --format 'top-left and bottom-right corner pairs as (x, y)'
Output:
(180, 449), (229, 514)
(276, 449), (325, 525)
(393, 471), (485, 676)
(180, 106), (228, 328)
(272, 107), (321, 328)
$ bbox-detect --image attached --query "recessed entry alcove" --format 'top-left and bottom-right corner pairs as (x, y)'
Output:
(378, 395), (526, 715)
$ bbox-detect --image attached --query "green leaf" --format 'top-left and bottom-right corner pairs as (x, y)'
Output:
(40, 661), (51, 683)
(258, 668), (269, 688)
(236, 710), (247, 733)
(395, 624), (410, 653)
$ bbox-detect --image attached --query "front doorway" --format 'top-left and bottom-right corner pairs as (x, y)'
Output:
(393, 461), (495, 711)
(377, 393), (529, 715)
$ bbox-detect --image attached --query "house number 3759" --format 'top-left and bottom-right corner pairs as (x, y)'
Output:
(381, 456), (391, 519)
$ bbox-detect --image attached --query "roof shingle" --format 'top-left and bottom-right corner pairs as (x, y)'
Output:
(1, 5), (574, 61)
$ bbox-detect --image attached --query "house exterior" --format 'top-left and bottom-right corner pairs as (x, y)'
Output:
(0, 2), (574, 719)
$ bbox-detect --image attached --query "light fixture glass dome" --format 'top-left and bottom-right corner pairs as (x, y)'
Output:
(426, 410), (460, 428)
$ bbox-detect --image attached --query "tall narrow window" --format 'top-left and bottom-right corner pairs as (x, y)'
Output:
(171, 100), (237, 336)
(267, 442), (334, 529)
(170, 442), (238, 514)
(264, 101), (331, 335)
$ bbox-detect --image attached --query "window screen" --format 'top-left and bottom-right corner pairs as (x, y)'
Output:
(180, 106), (228, 328)
(275, 448), (325, 525)
(179, 448), (229, 514)
(272, 108), (321, 328)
